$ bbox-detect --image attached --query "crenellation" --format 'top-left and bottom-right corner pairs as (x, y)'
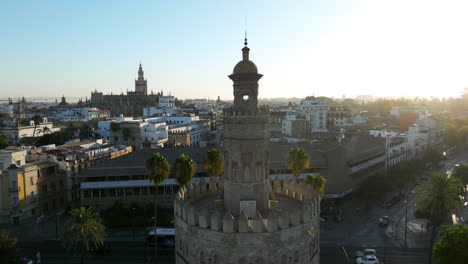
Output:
(238, 211), (249, 233)
(279, 209), (290, 229)
(267, 211), (278, 232)
(199, 208), (210, 228)
(253, 211), (266, 232)
(210, 211), (221, 231)
(222, 213), (235, 233)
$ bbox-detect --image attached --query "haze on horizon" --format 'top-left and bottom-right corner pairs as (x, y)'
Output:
(2, 0), (468, 100)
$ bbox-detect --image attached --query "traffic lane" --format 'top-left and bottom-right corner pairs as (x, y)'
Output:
(17, 240), (175, 264)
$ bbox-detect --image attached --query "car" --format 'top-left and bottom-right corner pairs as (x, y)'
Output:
(355, 249), (379, 264)
(378, 216), (389, 227)
(320, 216), (328, 222)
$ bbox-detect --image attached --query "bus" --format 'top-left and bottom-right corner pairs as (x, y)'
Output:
(145, 228), (175, 248)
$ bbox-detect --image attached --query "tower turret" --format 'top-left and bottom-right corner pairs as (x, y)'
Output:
(135, 62), (148, 94)
(229, 38), (263, 114)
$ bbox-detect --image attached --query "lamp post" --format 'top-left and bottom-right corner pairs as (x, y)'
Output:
(404, 200), (408, 248)
(131, 207), (136, 241)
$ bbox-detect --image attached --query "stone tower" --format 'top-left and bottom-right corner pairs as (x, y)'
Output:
(223, 38), (270, 217)
(135, 63), (147, 94)
(174, 39), (320, 264)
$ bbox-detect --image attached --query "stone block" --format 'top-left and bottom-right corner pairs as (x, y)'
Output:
(187, 206), (197, 226)
(253, 211), (265, 233)
(279, 210), (290, 229)
(238, 211), (249, 233)
(222, 213), (235, 233)
(199, 209), (210, 228)
(210, 212), (221, 231)
(267, 212), (278, 232)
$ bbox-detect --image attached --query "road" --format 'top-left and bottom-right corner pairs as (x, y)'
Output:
(18, 240), (175, 264)
(320, 244), (430, 264)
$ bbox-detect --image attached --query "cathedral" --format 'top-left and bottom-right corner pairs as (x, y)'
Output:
(174, 39), (320, 264)
(90, 63), (163, 117)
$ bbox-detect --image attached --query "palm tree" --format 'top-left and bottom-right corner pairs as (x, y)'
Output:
(203, 148), (224, 178)
(285, 147), (310, 180)
(109, 122), (119, 132)
(122, 128), (131, 146)
(31, 114), (43, 137)
(42, 126), (51, 135)
(67, 122), (79, 139)
(0, 112), (10, 134)
(61, 207), (106, 264)
(145, 153), (170, 255)
(0, 231), (21, 264)
(415, 173), (463, 224)
(304, 174), (326, 195)
(416, 173), (463, 256)
(174, 154), (196, 187)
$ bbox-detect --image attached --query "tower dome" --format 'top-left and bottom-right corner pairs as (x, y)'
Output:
(232, 39), (258, 74)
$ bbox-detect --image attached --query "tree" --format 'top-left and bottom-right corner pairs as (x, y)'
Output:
(0, 135), (9, 149)
(285, 147), (310, 179)
(304, 174), (326, 195)
(432, 225), (468, 264)
(203, 148), (224, 178)
(31, 114), (43, 137)
(67, 122), (79, 139)
(0, 112), (10, 134)
(110, 122), (119, 132)
(146, 152), (170, 255)
(174, 154), (196, 187)
(122, 128), (131, 145)
(451, 164), (468, 191)
(61, 207), (106, 264)
(422, 148), (444, 168)
(415, 173), (463, 224)
(0, 231), (22, 264)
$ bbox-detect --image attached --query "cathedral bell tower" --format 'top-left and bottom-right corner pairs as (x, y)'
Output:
(135, 62), (148, 94)
(223, 38), (271, 217)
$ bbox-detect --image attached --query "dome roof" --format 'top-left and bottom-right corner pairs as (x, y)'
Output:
(233, 60), (258, 74)
(232, 45), (258, 74)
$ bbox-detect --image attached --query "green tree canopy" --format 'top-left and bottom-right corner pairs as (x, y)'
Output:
(451, 164), (468, 189)
(432, 225), (468, 264)
(0, 231), (22, 264)
(110, 122), (119, 132)
(61, 207), (106, 264)
(304, 174), (326, 194)
(285, 147), (310, 179)
(422, 148), (444, 168)
(203, 148), (224, 177)
(31, 114), (43, 137)
(174, 154), (196, 187)
(0, 135), (9, 149)
(415, 173), (463, 224)
(146, 153), (170, 185)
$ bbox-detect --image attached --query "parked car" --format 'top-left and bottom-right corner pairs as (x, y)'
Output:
(378, 216), (389, 227)
(355, 249), (379, 264)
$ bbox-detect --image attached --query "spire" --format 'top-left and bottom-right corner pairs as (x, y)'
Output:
(242, 37), (250, 61)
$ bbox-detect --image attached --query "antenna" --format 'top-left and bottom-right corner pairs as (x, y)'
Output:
(244, 16), (248, 46)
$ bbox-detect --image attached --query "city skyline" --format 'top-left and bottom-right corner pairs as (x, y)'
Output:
(2, 0), (468, 100)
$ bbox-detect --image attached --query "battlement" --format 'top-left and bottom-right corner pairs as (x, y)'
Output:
(174, 176), (319, 234)
(223, 105), (270, 117)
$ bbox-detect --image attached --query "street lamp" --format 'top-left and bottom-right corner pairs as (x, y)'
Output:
(404, 200), (408, 248)
(131, 207), (136, 241)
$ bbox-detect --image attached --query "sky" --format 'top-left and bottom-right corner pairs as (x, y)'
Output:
(2, 0), (468, 100)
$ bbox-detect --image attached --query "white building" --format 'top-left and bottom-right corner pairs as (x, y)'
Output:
(370, 129), (409, 170)
(296, 96), (327, 133)
(96, 114), (209, 148)
(406, 116), (444, 158)
(2, 118), (60, 144)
